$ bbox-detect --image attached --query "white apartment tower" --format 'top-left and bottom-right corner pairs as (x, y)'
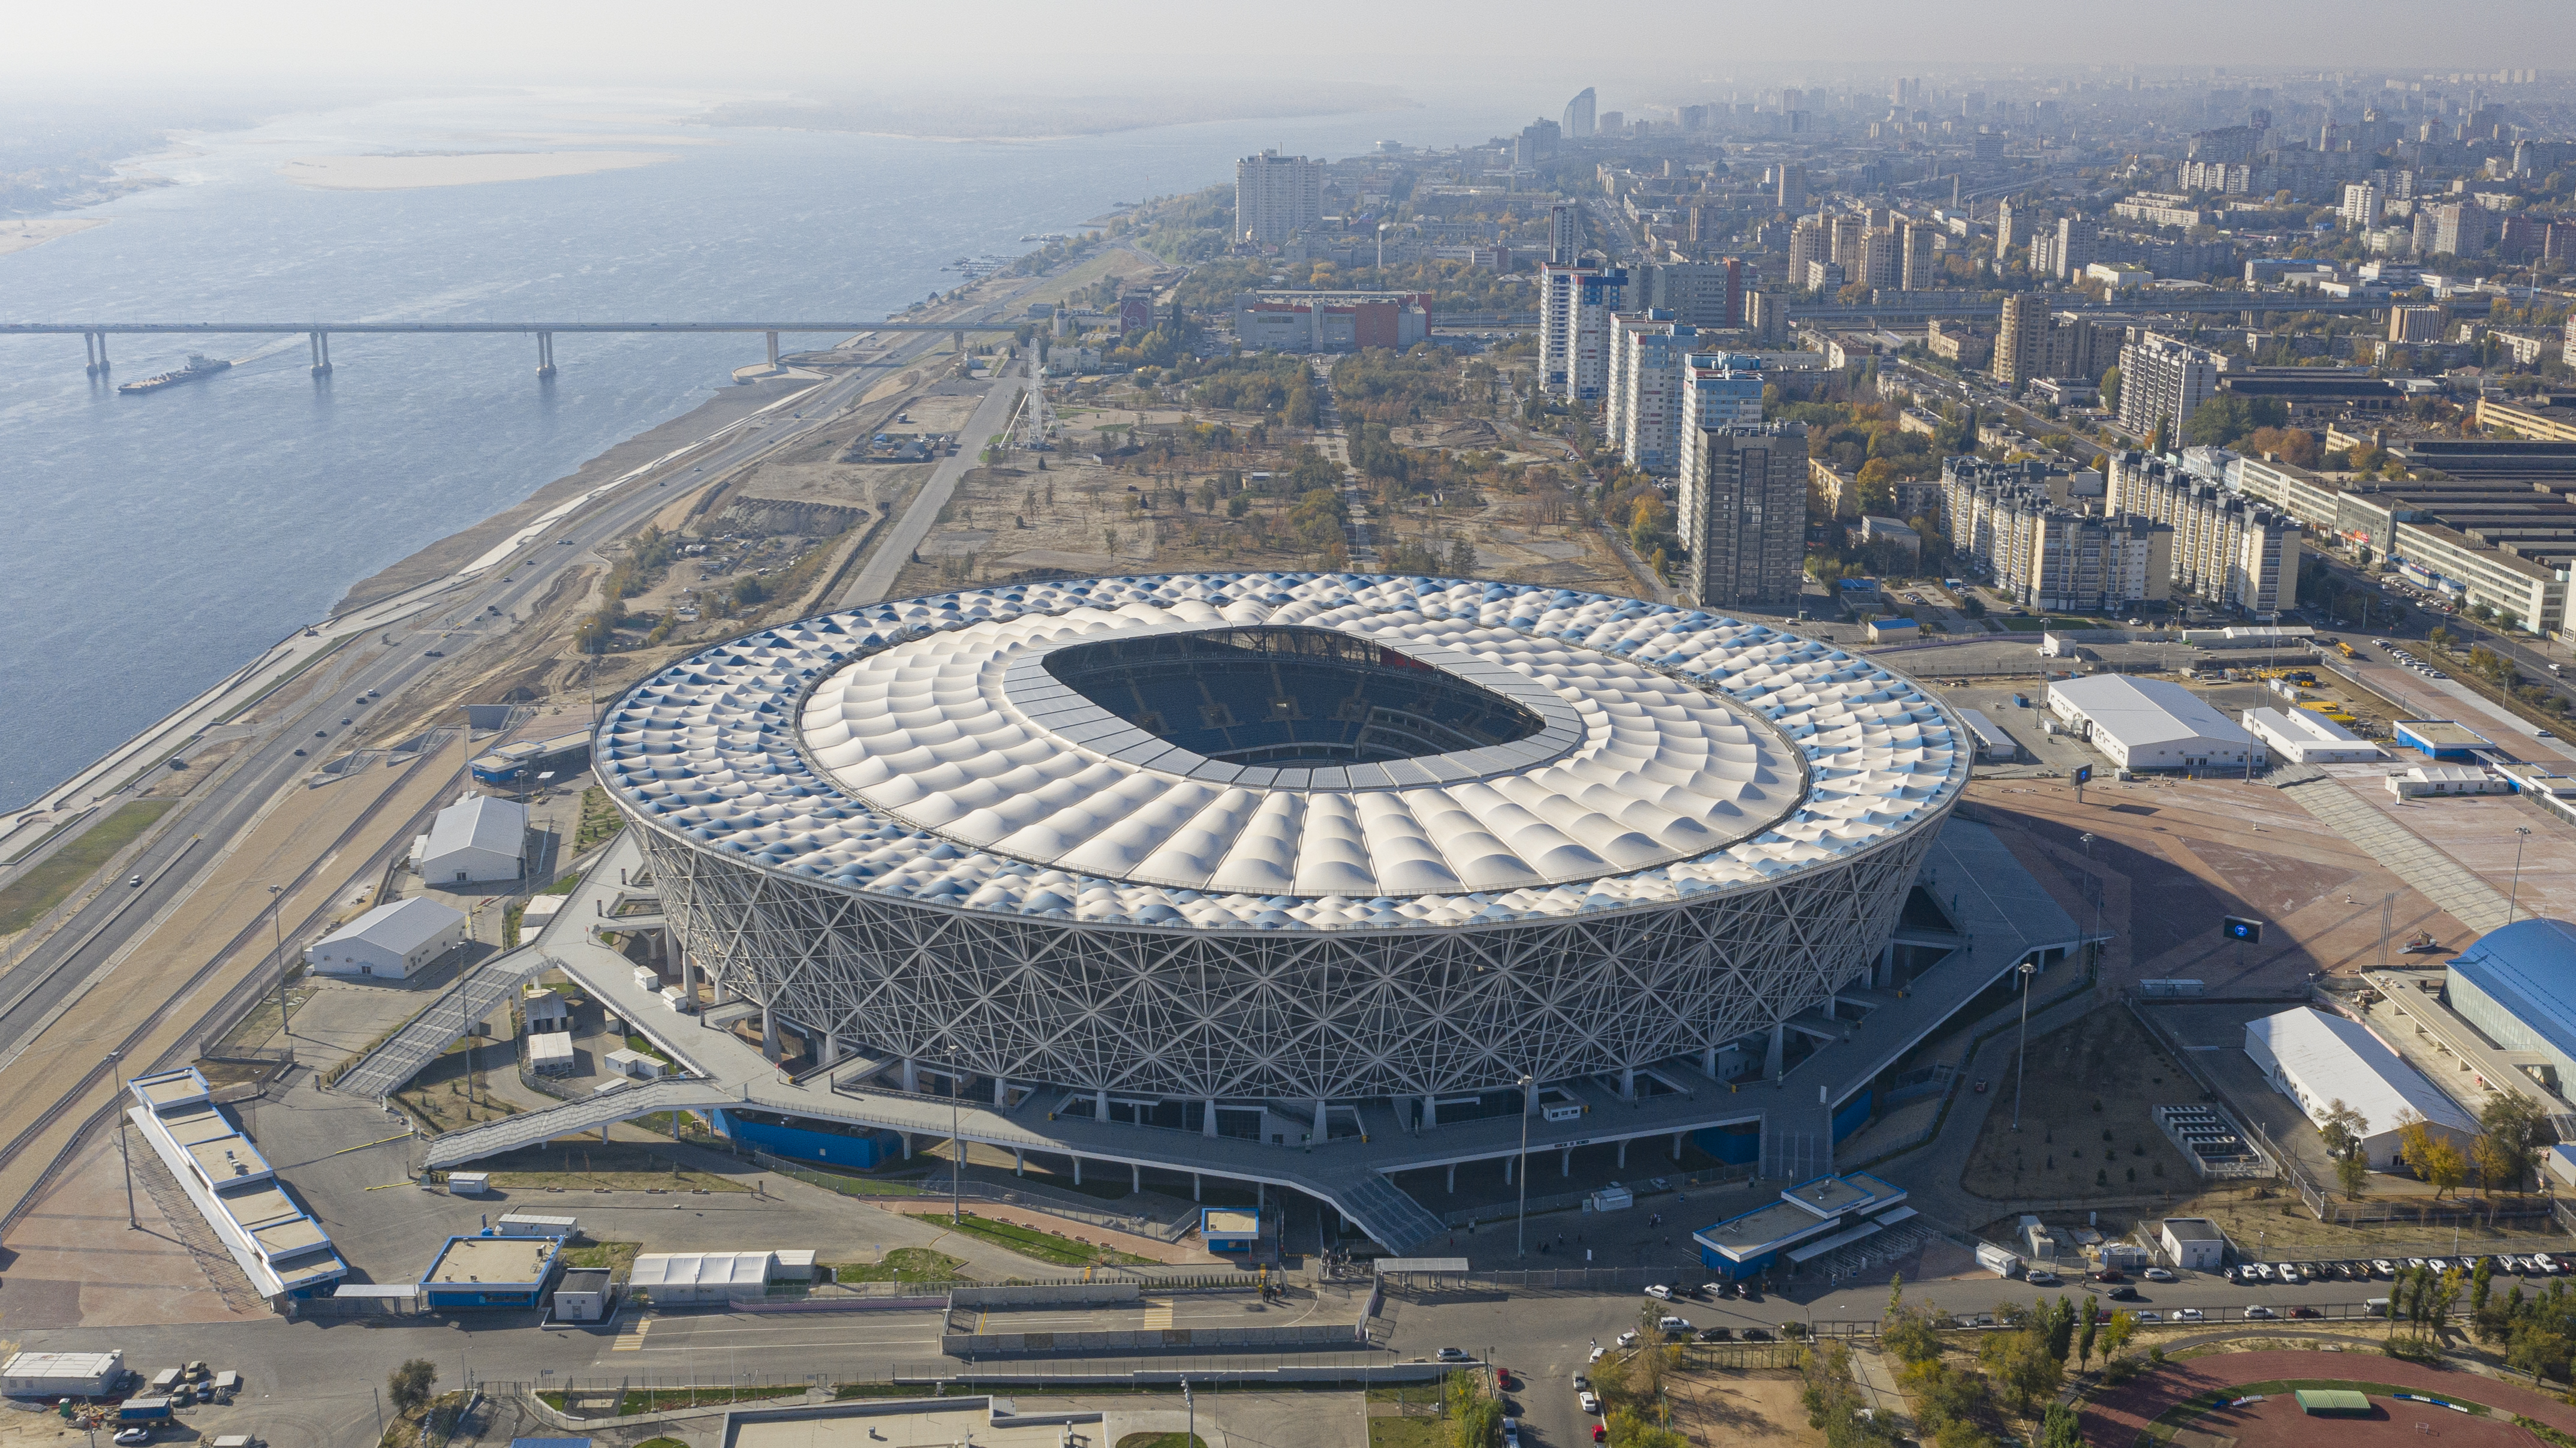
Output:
(1235, 151), (1323, 245)
(1549, 200), (1583, 266)
(1539, 263), (1626, 400)
(2116, 331), (2223, 442)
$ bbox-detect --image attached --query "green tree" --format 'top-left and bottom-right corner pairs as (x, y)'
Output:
(389, 1359), (438, 1416)
(2077, 1296), (2100, 1369)
(2319, 1098), (2371, 1198)
(2099, 1309), (2137, 1361)
(2397, 1110), (2469, 1198)
(2099, 365), (2121, 412)
(1445, 1369), (1503, 1448)
(2476, 1090), (2548, 1195)
(2041, 1402), (2084, 1448)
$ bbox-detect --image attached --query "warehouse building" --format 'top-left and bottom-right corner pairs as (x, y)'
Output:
(2047, 675), (2264, 771)
(420, 1233), (567, 1310)
(413, 794), (528, 885)
(304, 897), (468, 980)
(1, 1351), (127, 1399)
(2444, 919), (2576, 1098)
(1693, 1171), (1915, 1281)
(2242, 707), (2381, 765)
(1957, 708), (2024, 764)
(2242, 1007), (2476, 1170)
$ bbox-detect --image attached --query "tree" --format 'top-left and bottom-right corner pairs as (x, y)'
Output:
(2319, 1098), (2371, 1198)
(1446, 1369), (1503, 1448)
(389, 1359), (438, 1416)
(2077, 1296), (2100, 1369)
(2099, 1309), (2137, 1362)
(2099, 366), (2121, 412)
(2476, 1091), (2548, 1197)
(1886, 1305), (1945, 1366)
(2396, 1110), (2469, 1198)
(2045, 1296), (2077, 1363)
(2041, 1402), (2084, 1448)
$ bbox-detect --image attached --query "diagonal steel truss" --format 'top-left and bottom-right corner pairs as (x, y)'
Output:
(633, 818), (1942, 1102)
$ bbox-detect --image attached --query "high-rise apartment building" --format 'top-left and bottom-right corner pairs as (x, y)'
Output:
(2434, 201), (2492, 257)
(1829, 214), (1868, 273)
(1235, 151), (1323, 245)
(2389, 305), (2446, 344)
(1682, 422), (1807, 609)
(1606, 315), (1699, 475)
(1674, 355), (1768, 542)
(1787, 218), (1823, 283)
(1776, 164), (1807, 214)
(2340, 182), (2384, 230)
(1630, 259), (1744, 328)
(1941, 458), (2172, 612)
(2115, 331), (2223, 441)
(1563, 88), (1597, 140)
(2051, 216), (2100, 279)
(1858, 227), (1901, 290)
(1996, 198), (2023, 254)
(1549, 200), (1583, 266)
(1899, 219), (1937, 290)
(1993, 294), (2045, 391)
(1537, 263), (1626, 400)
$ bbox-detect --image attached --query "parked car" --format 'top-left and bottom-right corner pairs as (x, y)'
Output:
(1645, 1284), (1672, 1300)
(2134, 1311), (2164, 1323)
(2175, 1308), (2205, 1322)
(1699, 1327), (1734, 1342)
(2106, 1285), (2140, 1301)
(1579, 1390), (1602, 1415)
(1657, 1316), (1694, 1335)
(1436, 1348), (1473, 1363)
(1743, 1327), (1774, 1341)
(2244, 1305), (2276, 1320)
(1617, 1332), (1639, 1348)
(2143, 1267), (2176, 1282)
(113, 1432), (149, 1447)
(2290, 1306), (2321, 1319)
(1503, 1420), (1521, 1448)
(2372, 1258), (2397, 1276)
(2026, 1269), (2060, 1286)
(2091, 1268), (2126, 1282)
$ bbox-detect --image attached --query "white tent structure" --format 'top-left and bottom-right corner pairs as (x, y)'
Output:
(2243, 1007), (2475, 1170)
(418, 795), (528, 884)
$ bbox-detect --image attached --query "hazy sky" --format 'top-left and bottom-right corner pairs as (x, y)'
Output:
(11, 0), (2574, 93)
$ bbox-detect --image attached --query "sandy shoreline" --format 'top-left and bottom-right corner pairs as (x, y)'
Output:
(281, 150), (679, 191)
(0, 218), (107, 258)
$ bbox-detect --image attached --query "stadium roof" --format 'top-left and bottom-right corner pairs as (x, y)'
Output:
(2448, 918), (2576, 1068)
(598, 575), (1967, 931)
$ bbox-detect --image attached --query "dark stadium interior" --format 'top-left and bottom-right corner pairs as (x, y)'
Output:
(1042, 626), (1545, 767)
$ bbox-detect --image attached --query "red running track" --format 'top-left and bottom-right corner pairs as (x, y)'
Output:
(2079, 1349), (2576, 1447)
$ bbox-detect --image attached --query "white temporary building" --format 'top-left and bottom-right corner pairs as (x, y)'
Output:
(2242, 707), (2382, 765)
(526, 1032), (576, 1075)
(1956, 708), (2022, 764)
(1, 1350), (125, 1398)
(418, 795), (528, 884)
(304, 897), (468, 980)
(628, 1251), (777, 1304)
(2242, 1007), (2476, 1170)
(2046, 675), (2263, 771)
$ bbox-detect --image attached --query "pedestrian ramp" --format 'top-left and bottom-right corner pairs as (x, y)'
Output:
(335, 948), (563, 1099)
(420, 1077), (730, 1168)
(1328, 1171), (1450, 1255)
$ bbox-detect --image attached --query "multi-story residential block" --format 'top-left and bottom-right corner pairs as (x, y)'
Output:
(1682, 422), (1807, 609)
(2116, 332), (2223, 441)
(2389, 304), (2446, 344)
(1563, 88), (1597, 140)
(1899, 219), (1937, 291)
(1776, 164), (1807, 213)
(1939, 458), (2171, 612)
(1786, 218), (1823, 287)
(1549, 201), (1583, 266)
(2340, 182), (2384, 230)
(1537, 263), (1626, 400)
(1996, 198), (2023, 254)
(1236, 151), (1323, 245)
(1630, 259), (1744, 329)
(1993, 293), (2045, 391)
(2433, 202), (2492, 258)
(1606, 314), (1696, 474)
(1858, 227), (1901, 290)
(2051, 217), (2099, 279)
(1232, 291), (1431, 353)
(2106, 452), (2303, 613)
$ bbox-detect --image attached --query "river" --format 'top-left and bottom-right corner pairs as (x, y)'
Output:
(0, 88), (1524, 810)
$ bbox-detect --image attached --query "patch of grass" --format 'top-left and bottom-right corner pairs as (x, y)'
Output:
(1368, 1419), (1448, 1448)
(472, 1140), (751, 1193)
(539, 869), (583, 896)
(624, 1034), (670, 1062)
(574, 788), (623, 852)
(907, 1210), (1156, 1267)
(832, 1383), (940, 1400)
(0, 800), (177, 932)
(1117, 1435), (1209, 1448)
(561, 1240), (642, 1275)
(827, 1246), (967, 1283)
(636, 1438), (691, 1448)
(601, 1385), (810, 1413)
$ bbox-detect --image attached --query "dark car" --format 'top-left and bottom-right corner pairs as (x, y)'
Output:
(1743, 1327), (1772, 1341)
(1699, 1327), (1734, 1342)
(2106, 1286), (2140, 1301)
(2289, 1306), (2322, 1319)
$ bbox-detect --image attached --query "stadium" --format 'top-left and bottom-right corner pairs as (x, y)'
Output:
(597, 573), (1967, 1132)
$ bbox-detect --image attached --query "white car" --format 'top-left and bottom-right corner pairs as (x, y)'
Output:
(1579, 1390), (1602, 1415)
(1588, 1346), (1606, 1363)
(2143, 1267), (2176, 1282)
(1658, 1315), (1694, 1334)
(113, 1433), (149, 1447)
(1645, 1284), (1672, 1300)
(1503, 1420), (1521, 1448)
(2134, 1311), (2164, 1323)
(1616, 1330), (1639, 1348)
(2175, 1308), (2206, 1322)
(2244, 1305), (2276, 1320)
(1435, 1347), (1473, 1363)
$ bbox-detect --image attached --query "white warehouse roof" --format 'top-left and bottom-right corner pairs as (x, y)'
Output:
(2050, 675), (2253, 752)
(425, 795), (528, 862)
(312, 897), (467, 957)
(630, 1251), (774, 1289)
(2243, 707), (2378, 764)
(2244, 1007), (2476, 1138)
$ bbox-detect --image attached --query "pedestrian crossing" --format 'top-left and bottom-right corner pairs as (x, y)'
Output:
(1142, 1298), (1174, 1332)
(610, 1311), (655, 1351)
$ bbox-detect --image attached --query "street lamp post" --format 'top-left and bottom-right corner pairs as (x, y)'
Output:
(2080, 833), (2100, 979)
(2011, 959), (2039, 1131)
(266, 883), (293, 1038)
(2508, 826), (2533, 924)
(949, 1046), (963, 1225)
(1515, 1073), (1534, 1259)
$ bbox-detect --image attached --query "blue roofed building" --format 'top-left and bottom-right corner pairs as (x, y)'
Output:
(2446, 918), (2576, 1098)
(1691, 1171), (1914, 1281)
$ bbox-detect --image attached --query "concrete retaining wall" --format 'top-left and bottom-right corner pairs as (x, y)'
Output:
(947, 1283), (1140, 1308)
(941, 1321), (1364, 1357)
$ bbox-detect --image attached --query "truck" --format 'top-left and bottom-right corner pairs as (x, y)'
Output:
(1976, 1242), (2023, 1278)
(118, 1398), (173, 1423)
(146, 1370), (182, 1396)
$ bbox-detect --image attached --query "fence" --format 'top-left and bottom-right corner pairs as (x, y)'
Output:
(499, 1358), (1459, 1420)
(1436, 1168), (1757, 1230)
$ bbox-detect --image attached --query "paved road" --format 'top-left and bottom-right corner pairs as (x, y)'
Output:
(839, 363), (1028, 606)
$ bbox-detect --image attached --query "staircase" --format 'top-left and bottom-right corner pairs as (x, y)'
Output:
(336, 948), (562, 1099)
(420, 1078), (730, 1168)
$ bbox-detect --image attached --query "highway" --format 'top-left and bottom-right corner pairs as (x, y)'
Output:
(0, 258), (1083, 1224)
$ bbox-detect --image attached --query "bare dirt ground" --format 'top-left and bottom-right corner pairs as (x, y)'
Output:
(1963, 1005), (2204, 1203)
(1666, 1367), (1825, 1448)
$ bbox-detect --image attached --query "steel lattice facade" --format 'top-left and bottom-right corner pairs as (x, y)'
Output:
(631, 812), (1940, 1101)
(601, 573), (1968, 1105)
